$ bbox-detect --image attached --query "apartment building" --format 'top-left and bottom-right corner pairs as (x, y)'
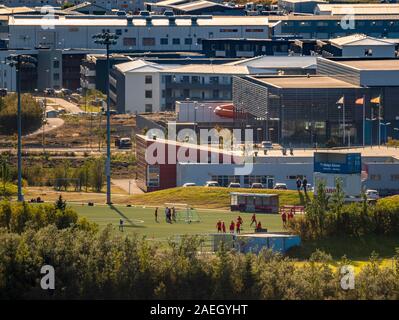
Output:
(110, 60), (249, 113)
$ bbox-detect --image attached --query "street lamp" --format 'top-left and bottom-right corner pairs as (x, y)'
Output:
(92, 31), (118, 205)
(5, 54), (37, 202)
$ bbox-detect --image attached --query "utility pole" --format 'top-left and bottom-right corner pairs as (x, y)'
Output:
(93, 31), (118, 205)
(6, 54), (37, 202)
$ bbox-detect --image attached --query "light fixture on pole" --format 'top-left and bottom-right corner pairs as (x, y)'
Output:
(92, 31), (118, 205)
(5, 54), (37, 202)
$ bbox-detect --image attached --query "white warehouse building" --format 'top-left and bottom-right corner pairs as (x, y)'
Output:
(8, 15), (276, 52)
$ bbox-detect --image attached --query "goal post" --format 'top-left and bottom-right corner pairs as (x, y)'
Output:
(164, 203), (200, 223)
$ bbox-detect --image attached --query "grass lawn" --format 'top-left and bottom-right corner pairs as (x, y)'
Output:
(288, 235), (399, 262)
(71, 203), (284, 240)
(129, 187), (312, 210)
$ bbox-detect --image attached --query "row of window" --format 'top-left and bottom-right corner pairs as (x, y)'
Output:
(123, 37), (199, 47)
(370, 174), (399, 181)
(283, 21), (399, 27)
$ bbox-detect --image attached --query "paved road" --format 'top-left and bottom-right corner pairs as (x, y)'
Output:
(38, 97), (83, 114)
(112, 179), (144, 195)
(25, 118), (65, 137)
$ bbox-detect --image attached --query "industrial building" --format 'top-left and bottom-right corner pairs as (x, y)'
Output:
(0, 0), (147, 11)
(278, 0), (326, 14)
(135, 133), (399, 196)
(320, 34), (397, 58)
(314, 3), (399, 16)
(146, 0), (245, 16)
(232, 57), (399, 147)
(7, 15), (276, 51)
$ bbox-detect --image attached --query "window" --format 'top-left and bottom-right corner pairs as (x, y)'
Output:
(53, 73), (60, 81)
(220, 29), (238, 33)
(142, 38), (155, 46)
(245, 28), (264, 32)
(209, 76), (219, 84)
(391, 174), (399, 181)
(184, 38), (192, 45)
(172, 38), (180, 45)
(116, 29), (122, 35)
(365, 49), (373, 57)
(370, 174), (381, 181)
(212, 89), (219, 99)
(123, 37), (136, 46)
(160, 38), (168, 45)
(53, 60), (60, 68)
(145, 75), (152, 84)
(145, 90), (152, 98)
(147, 165), (160, 187)
(211, 175), (240, 187)
(197, 38), (202, 45)
(145, 104), (153, 112)
(192, 76), (200, 84)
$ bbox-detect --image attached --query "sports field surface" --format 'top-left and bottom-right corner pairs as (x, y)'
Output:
(71, 203), (284, 240)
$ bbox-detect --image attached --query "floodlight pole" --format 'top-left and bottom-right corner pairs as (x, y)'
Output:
(106, 42), (111, 205)
(16, 58), (22, 201)
(93, 31), (118, 205)
(6, 54), (36, 201)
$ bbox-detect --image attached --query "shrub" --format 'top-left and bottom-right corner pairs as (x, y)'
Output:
(288, 181), (399, 239)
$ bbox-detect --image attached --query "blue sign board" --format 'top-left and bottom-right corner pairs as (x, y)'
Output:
(314, 153), (361, 174)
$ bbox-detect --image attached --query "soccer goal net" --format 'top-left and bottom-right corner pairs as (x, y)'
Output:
(164, 203), (200, 223)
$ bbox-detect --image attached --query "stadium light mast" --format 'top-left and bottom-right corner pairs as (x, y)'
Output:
(6, 54), (37, 202)
(92, 31), (118, 205)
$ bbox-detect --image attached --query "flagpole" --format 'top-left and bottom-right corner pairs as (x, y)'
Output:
(378, 101), (381, 147)
(362, 94), (365, 147)
(343, 95), (345, 146)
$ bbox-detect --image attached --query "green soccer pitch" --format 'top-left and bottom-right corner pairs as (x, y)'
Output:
(71, 203), (284, 240)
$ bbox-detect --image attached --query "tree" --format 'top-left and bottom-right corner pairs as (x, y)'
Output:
(55, 195), (67, 211)
(88, 157), (105, 192)
(0, 155), (10, 197)
(0, 94), (43, 135)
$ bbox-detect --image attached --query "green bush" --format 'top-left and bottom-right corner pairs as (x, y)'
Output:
(0, 94), (43, 135)
(288, 182), (399, 240)
(0, 200), (94, 233)
(0, 226), (398, 299)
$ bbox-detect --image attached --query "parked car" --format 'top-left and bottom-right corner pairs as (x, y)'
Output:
(205, 181), (219, 187)
(44, 88), (55, 96)
(274, 183), (288, 190)
(61, 88), (72, 95)
(118, 137), (132, 149)
(139, 10), (150, 16)
(228, 182), (241, 188)
(365, 189), (380, 200)
(251, 183), (263, 189)
(163, 10), (174, 16)
(0, 88), (8, 97)
(261, 141), (273, 150)
(183, 182), (196, 187)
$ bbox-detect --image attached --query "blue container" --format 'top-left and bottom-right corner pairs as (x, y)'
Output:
(237, 233), (301, 254)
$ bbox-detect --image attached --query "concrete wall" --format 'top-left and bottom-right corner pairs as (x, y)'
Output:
(37, 49), (63, 90)
(342, 45), (396, 58)
(9, 20), (270, 52)
(364, 162), (399, 195)
(176, 101), (234, 123)
(124, 71), (162, 113)
(360, 70), (399, 87)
